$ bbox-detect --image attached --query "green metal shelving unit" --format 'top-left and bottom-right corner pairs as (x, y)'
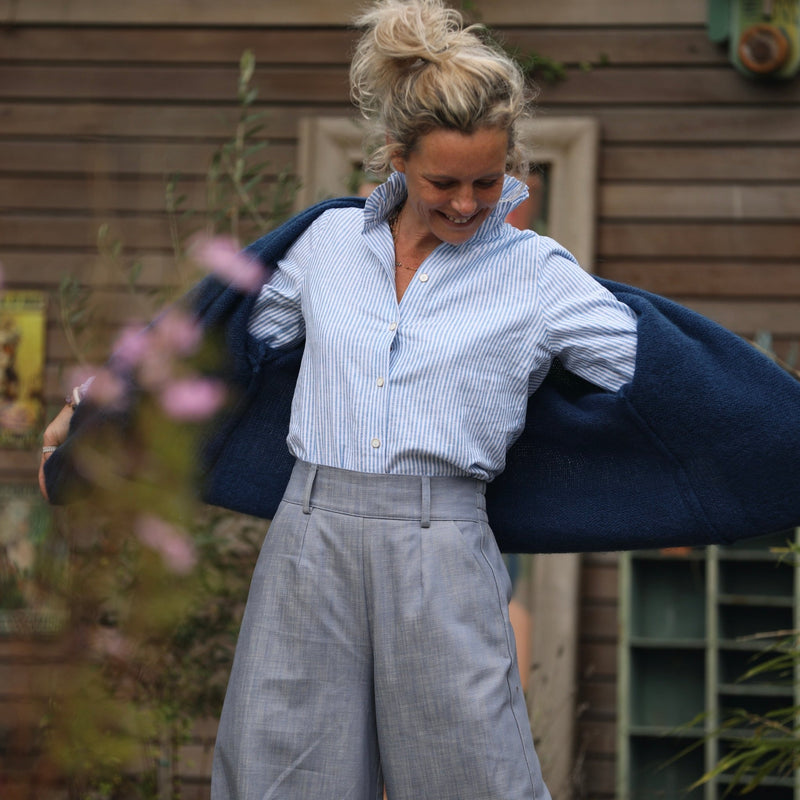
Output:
(617, 530), (800, 800)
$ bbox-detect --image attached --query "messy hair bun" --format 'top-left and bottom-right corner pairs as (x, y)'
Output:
(350, 0), (536, 177)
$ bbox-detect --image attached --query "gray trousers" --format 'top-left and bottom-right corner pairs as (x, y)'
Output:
(211, 461), (551, 800)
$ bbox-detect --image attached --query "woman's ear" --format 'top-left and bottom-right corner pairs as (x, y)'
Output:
(386, 135), (405, 173)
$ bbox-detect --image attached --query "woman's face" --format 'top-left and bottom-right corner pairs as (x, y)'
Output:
(391, 126), (509, 248)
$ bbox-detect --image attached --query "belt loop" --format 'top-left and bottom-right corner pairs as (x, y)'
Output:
(421, 476), (431, 528)
(302, 463), (318, 515)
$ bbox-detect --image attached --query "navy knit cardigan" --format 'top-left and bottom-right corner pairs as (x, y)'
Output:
(46, 198), (800, 554)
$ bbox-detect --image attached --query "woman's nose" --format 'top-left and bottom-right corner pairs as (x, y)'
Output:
(451, 187), (477, 216)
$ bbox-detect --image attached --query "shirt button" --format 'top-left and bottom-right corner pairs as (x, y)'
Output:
(389, 322), (398, 331)
(419, 273), (429, 283)
(371, 438), (381, 448)
(376, 377), (385, 387)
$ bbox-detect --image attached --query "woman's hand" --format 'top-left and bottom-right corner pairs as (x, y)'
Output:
(38, 403), (75, 501)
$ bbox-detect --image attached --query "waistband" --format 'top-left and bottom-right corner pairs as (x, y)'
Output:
(283, 460), (487, 528)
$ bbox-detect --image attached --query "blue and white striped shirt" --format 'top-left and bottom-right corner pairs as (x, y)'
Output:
(248, 173), (638, 480)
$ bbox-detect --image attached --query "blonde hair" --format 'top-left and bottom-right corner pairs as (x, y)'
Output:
(350, 0), (536, 178)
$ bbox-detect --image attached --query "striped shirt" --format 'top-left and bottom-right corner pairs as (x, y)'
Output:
(248, 172), (638, 480)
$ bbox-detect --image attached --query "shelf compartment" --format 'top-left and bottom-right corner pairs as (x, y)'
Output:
(717, 691), (795, 722)
(717, 604), (793, 641)
(631, 648), (705, 729)
(628, 735), (705, 799)
(718, 559), (793, 598)
(630, 558), (706, 640)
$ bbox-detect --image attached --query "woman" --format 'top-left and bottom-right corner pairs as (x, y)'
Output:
(40, 1), (800, 798)
(211, 2), (635, 798)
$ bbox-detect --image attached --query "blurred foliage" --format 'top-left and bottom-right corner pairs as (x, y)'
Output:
(5, 50), (287, 800)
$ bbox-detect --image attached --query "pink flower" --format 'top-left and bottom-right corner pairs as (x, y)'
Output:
(66, 366), (97, 396)
(158, 377), (227, 421)
(153, 309), (202, 357)
(84, 367), (128, 409)
(112, 325), (151, 370)
(190, 235), (268, 293)
(135, 514), (197, 575)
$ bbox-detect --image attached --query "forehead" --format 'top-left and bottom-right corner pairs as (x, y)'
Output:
(410, 127), (509, 175)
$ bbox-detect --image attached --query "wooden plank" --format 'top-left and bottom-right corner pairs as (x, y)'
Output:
(7, 64), (797, 107)
(0, 64), (351, 104)
(0, 0), (364, 26)
(602, 146), (800, 181)
(582, 552), (619, 567)
(0, 252), (185, 285)
(597, 261), (800, 298)
(577, 754), (616, 793)
(0, 174), (296, 216)
(0, 103), (346, 139)
(679, 299), (800, 336)
(0, 176), (204, 213)
(0, 0), (707, 26)
(0, 141), (296, 177)
(580, 564), (619, 602)
(594, 108), (800, 144)
(601, 184), (800, 221)
(1, 26), (721, 67)
(0, 27), (356, 64)
(599, 221), (800, 259)
(578, 678), (617, 715)
(580, 603), (619, 638)
(500, 27), (726, 66)
(539, 67), (800, 106)
(0, 214), (173, 250)
(579, 642), (618, 680)
(0, 453), (40, 476)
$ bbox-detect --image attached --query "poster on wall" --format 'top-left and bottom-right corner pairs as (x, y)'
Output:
(0, 290), (46, 449)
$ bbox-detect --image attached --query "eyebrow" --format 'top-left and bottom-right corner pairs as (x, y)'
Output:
(424, 171), (505, 182)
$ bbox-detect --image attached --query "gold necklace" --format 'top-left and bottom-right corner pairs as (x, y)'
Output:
(388, 204), (418, 272)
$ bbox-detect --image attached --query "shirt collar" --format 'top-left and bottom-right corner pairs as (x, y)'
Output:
(363, 172), (529, 244)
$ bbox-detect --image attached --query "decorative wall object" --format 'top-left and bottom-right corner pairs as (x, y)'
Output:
(0, 290), (46, 449)
(708, 0), (800, 78)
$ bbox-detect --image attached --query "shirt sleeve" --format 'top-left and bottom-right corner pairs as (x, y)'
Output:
(536, 241), (638, 392)
(246, 227), (313, 349)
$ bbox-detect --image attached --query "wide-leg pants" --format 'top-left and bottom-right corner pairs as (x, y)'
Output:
(211, 461), (551, 800)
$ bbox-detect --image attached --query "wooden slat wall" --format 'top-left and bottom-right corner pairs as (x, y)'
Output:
(1, 3), (798, 798)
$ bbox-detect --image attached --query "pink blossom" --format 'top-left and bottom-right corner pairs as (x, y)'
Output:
(112, 325), (152, 370)
(137, 347), (175, 391)
(153, 309), (202, 357)
(84, 367), (128, 408)
(190, 234), (268, 293)
(135, 514), (197, 574)
(158, 377), (227, 421)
